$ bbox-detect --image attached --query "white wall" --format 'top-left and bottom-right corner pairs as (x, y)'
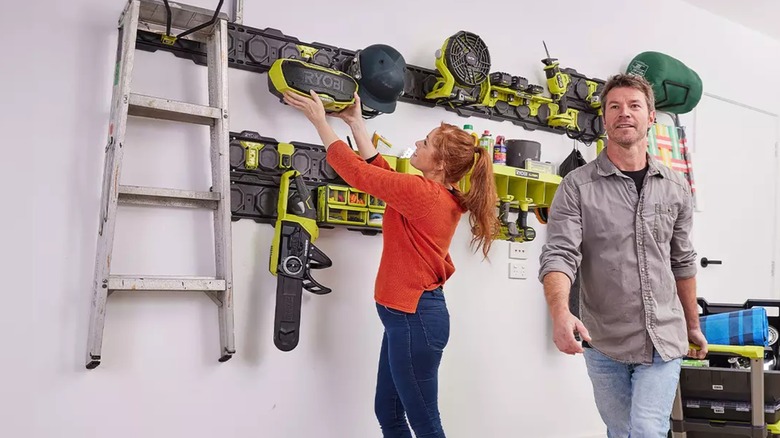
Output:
(11, 0), (780, 437)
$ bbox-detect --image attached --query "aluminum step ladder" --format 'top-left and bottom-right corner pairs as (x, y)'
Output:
(86, 0), (235, 369)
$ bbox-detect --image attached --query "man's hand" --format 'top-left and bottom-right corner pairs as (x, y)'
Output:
(687, 328), (708, 359)
(283, 90), (327, 126)
(552, 311), (591, 355)
(329, 92), (363, 127)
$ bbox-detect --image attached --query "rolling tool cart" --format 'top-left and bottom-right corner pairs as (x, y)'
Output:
(671, 299), (780, 437)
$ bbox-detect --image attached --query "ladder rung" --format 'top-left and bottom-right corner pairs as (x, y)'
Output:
(108, 276), (226, 291)
(128, 93), (221, 125)
(118, 185), (220, 209)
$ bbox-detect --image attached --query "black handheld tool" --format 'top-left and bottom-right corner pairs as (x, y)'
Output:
(517, 208), (536, 242)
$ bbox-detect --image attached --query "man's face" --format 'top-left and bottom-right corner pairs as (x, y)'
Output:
(603, 87), (655, 149)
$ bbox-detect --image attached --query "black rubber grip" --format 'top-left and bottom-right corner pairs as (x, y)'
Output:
(274, 275), (303, 352)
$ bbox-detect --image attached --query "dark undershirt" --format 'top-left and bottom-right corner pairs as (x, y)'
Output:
(621, 164), (650, 194)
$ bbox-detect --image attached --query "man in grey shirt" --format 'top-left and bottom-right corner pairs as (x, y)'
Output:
(539, 74), (708, 437)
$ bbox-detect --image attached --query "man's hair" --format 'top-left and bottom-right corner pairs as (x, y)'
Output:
(600, 74), (656, 113)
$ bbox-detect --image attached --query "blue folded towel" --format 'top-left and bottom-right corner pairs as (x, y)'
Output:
(700, 308), (769, 346)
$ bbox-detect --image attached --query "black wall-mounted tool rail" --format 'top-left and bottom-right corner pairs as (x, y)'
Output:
(136, 24), (605, 142)
(229, 130), (381, 235)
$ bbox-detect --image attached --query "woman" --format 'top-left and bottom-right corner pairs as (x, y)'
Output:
(283, 90), (499, 438)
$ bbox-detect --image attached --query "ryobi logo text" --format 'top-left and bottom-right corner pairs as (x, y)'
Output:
(302, 71), (346, 92)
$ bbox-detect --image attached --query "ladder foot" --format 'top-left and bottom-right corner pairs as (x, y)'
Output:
(218, 353), (233, 363)
(86, 359), (101, 370)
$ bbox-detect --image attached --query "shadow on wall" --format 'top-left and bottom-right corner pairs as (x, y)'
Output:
(242, 224), (275, 365)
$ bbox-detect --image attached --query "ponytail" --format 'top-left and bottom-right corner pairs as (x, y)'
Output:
(432, 122), (500, 258)
(460, 147), (500, 258)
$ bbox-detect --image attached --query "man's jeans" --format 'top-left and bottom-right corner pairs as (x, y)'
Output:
(584, 347), (682, 438)
(374, 288), (450, 438)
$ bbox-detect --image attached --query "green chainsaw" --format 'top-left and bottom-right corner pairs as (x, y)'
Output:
(270, 170), (332, 351)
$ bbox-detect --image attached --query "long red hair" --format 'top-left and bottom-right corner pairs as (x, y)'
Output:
(429, 123), (499, 258)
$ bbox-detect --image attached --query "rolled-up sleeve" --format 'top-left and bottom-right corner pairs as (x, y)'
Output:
(670, 183), (697, 279)
(539, 176), (583, 284)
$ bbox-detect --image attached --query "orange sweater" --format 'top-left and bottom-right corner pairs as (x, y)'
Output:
(326, 140), (465, 313)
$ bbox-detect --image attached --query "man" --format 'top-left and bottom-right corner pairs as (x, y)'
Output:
(539, 74), (708, 437)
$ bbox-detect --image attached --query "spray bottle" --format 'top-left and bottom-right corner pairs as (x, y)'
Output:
(493, 135), (506, 165)
(478, 130), (494, 156)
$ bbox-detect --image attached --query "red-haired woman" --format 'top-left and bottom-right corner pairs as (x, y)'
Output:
(284, 90), (499, 438)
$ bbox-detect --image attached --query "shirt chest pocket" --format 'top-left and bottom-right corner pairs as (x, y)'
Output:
(652, 203), (678, 242)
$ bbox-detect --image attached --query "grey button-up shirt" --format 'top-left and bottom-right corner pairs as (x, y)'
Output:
(539, 151), (698, 364)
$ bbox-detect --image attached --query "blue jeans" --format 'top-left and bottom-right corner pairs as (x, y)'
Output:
(374, 288), (450, 438)
(584, 347), (682, 438)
